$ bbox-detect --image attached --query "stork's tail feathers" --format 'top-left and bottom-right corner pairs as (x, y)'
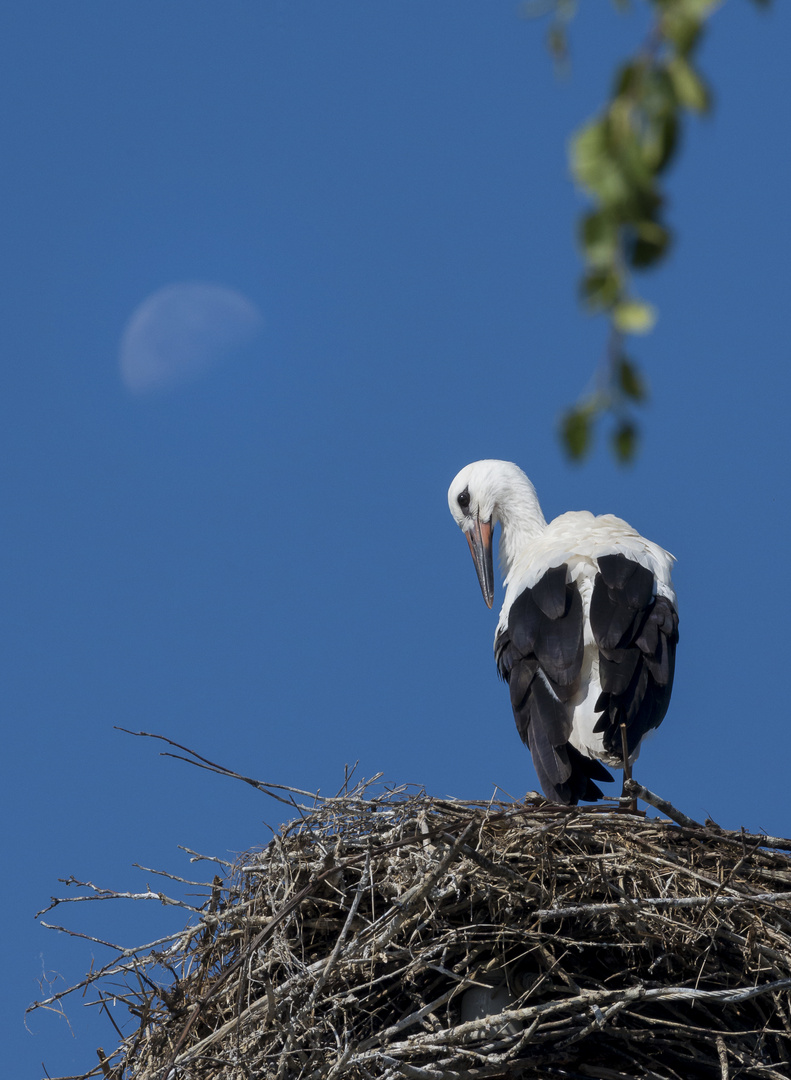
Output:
(557, 745), (613, 806)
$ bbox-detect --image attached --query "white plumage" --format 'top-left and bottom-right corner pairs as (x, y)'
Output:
(448, 460), (678, 804)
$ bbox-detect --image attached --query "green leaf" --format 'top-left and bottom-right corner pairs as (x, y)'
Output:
(581, 267), (622, 311)
(628, 219), (671, 268)
(643, 110), (679, 174)
(641, 66), (676, 115)
(661, 12), (702, 57)
(617, 356), (647, 401)
(679, 0), (720, 17)
(666, 54), (711, 113)
(561, 407), (593, 461)
(612, 420), (638, 464)
(580, 210), (618, 267)
(570, 119), (606, 187)
(570, 119), (630, 206)
(614, 60), (642, 97)
(613, 299), (657, 334)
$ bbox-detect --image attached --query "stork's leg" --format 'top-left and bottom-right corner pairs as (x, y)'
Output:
(619, 723), (636, 812)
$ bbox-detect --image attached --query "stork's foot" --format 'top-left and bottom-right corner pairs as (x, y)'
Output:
(618, 777), (638, 814)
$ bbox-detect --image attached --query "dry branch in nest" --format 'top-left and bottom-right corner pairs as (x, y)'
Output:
(31, 747), (791, 1080)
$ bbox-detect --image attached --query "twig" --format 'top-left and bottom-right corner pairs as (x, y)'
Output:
(623, 779), (703, 828)
(307, 852), (371, 1007)
(537, 892), (791, 921)
(716, 1034), (729, 1080)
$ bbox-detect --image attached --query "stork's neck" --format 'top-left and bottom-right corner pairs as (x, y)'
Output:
(493, 476), (547, 577)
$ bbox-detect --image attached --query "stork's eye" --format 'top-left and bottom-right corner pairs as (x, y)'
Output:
(457, 488), (471, 510)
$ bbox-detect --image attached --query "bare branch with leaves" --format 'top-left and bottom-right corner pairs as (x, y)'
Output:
(530, 0), (773, 462)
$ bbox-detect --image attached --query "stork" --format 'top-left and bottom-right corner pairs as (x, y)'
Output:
(448, 460), (678, 805)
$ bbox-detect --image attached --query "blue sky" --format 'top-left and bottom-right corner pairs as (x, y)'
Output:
(3, 3), (790, 1076)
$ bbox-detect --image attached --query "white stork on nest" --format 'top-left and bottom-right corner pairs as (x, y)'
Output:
(448, 460), (678, 805)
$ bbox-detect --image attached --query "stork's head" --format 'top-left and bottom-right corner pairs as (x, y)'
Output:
(447, 461), (502, 609)
(448, 460), (546, 609)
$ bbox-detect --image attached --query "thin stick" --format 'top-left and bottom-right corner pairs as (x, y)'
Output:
(716, 1034), (729, 1080)
(620, 723), (632, 784)
(622, 779), (703, 829)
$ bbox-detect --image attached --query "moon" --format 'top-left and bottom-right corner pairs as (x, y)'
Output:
(119, 282), (263, 394)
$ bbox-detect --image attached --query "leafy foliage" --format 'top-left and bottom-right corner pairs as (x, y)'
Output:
(531, 0), (772, 462)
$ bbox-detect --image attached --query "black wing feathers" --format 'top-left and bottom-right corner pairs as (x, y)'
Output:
(591, 553), (678, 759)
(495, 564), (611, 805)
(589, 554), (655, 650)
(507, 579), (583, 689)
(530, 564), (568, 619)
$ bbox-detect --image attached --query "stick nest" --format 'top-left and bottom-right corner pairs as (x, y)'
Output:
(34, 779), (791, 1080)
